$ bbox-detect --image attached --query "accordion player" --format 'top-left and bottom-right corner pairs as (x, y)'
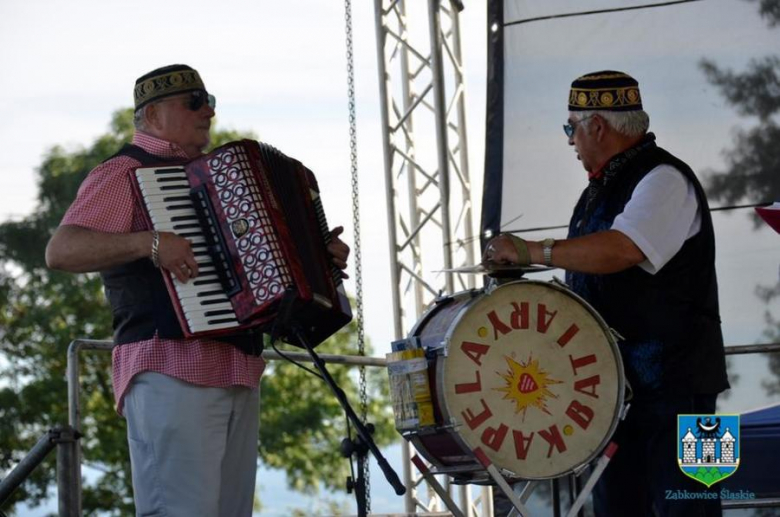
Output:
(131, 139), (352, 347)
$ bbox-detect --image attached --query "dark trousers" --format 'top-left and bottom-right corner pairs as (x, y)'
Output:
(593, 393), (723, 517)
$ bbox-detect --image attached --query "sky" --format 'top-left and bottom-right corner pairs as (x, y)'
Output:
(1, 0), (779, 515)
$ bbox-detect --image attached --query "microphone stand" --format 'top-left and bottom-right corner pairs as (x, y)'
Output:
(271, 290), (406, 516)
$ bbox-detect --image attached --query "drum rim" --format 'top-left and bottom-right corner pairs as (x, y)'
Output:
(435, 279), (627, 480)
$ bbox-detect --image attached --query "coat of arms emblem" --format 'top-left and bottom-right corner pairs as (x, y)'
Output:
(678, 414), (740, 487)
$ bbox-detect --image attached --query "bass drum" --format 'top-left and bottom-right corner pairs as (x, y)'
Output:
(405, 280), (625, 481)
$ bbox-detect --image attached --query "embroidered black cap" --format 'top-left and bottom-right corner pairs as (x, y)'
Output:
(134, 64), (206, 111)
(569, 70), (642, 112)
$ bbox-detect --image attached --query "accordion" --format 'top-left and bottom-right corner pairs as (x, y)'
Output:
(131, 139), (352, 347)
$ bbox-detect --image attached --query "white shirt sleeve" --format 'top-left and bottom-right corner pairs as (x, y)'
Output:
(610, 164), (701, 275)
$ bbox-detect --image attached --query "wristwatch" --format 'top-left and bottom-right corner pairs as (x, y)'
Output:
(542, 238), (555, 266)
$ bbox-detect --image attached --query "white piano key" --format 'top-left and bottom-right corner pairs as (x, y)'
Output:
(138, 192), (194, 204)
(135, 167), (186, 176)
(182, 298), (234, 311)
(173, 275), (221, 292)
(145, 199), (195, 211)
(182, 303), (236, 322)
(188, 320), (241, 333)
(149, 221), (203, 232)
(139, 181), (191, 195)
(136, 174), (189, 186)
(174, 287), (227, 302)
(149, 211), (200, 226)
(175, 290), (228, 303)
(183, 236), (208, 246)
(185, 314), (238, 328)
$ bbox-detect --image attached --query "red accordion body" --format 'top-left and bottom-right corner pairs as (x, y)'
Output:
(131, 139), (352, 347)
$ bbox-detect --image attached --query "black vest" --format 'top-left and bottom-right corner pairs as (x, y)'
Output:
(100, 144), (263, 355)
(566, 143), (729, 398)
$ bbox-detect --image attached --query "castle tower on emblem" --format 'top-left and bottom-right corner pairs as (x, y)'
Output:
(681, 428), (697, 464)
(720, 428), (735, 463)
(701, 437), (716, 463)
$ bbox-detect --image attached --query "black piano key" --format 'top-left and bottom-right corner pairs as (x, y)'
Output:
(206, 317), (240, 324)
(200, 298), (230, 306)
(193, 279), (220, 286)
(197, 290), (225, 298)
(204, 309), (236, 317)
(163, 195), (191, 203)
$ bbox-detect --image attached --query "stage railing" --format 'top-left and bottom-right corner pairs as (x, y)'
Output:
(1, 338), (778, 516)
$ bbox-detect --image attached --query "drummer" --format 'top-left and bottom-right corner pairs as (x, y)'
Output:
(484, 71), (729, 516)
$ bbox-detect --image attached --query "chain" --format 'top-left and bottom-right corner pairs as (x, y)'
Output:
(344, 0), (370, 511)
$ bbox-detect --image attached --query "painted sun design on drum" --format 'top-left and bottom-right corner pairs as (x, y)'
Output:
(493, 355), (562, 420)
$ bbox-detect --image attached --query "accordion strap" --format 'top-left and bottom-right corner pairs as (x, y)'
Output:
(106, 143), (183, 166)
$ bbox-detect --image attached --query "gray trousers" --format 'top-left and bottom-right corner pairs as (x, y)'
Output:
(124, 372), (260, 517)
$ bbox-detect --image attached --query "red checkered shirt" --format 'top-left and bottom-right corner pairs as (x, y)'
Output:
(61, 132), (265, 414)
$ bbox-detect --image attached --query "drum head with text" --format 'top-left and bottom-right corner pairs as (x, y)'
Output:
(439, 281), (623, 479)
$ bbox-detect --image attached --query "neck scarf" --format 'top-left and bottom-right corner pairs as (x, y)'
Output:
(582, 132), (657, 224)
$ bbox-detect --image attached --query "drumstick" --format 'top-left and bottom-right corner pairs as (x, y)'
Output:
(566, 441), (619, 517)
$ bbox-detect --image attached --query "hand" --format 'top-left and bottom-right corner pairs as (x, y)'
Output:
(157, 232), (199, 283)
(482, 233), (530, 266)
(327, 226), (350, 279)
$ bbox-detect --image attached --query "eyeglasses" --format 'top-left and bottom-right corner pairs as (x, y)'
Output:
(563, 115), (594, 138)
(159, 90), (216, 111)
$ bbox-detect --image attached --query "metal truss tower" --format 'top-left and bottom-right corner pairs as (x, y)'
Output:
(373, 0), (485, 514)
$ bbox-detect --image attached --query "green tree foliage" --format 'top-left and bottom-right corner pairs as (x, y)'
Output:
(699, 0), (780, 399)
(260, 324), (395, 495)
(699, 0), (780, 211)
(0, 108), (396, 515)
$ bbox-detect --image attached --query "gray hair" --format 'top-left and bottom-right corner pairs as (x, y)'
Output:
(571, 110), (650, 138)
(133, 105), (152, 132)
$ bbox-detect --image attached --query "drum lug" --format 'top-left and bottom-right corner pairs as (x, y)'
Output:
(485, 278), (500, 295)
(572, 462), (590, 477)
(609, 327), (625, 342)
(550, 276), (569, 288)
(442, 418), (459, 430)
(433, 290), (451, 304)
(620, 402), (632, 421)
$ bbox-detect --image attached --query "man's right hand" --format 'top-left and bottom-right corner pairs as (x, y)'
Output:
(156, 231), (199, 283)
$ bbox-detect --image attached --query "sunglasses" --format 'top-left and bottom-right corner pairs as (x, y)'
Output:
(159, 90), (216, 111)
(187, 90), (216, 111)
(563, 114), (594, 138)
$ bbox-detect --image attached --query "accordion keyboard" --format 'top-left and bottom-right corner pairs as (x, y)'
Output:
(134, 166), (241, 333)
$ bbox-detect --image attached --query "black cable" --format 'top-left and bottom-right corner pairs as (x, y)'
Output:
(504, 0), (706, 27)
(345, 413), (356, 480)
(270, 339), (323, 380)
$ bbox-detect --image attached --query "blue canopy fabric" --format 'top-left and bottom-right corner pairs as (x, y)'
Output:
(720, 403), (780, 497)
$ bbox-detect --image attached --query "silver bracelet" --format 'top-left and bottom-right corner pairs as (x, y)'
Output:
(151, 230), (160, 268)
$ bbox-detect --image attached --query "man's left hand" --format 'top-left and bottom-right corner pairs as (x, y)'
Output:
(483, 233), (531, 266)
(328, 226), (350, 279)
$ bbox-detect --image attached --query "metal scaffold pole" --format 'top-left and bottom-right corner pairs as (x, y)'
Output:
(372, 0), (479, 514)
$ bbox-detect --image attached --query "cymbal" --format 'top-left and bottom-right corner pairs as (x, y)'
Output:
(437, 263), (554, 276)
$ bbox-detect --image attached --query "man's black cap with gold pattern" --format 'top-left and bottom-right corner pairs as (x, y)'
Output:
(569, 70), (642, 112)
(134, 64), (206, 111)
